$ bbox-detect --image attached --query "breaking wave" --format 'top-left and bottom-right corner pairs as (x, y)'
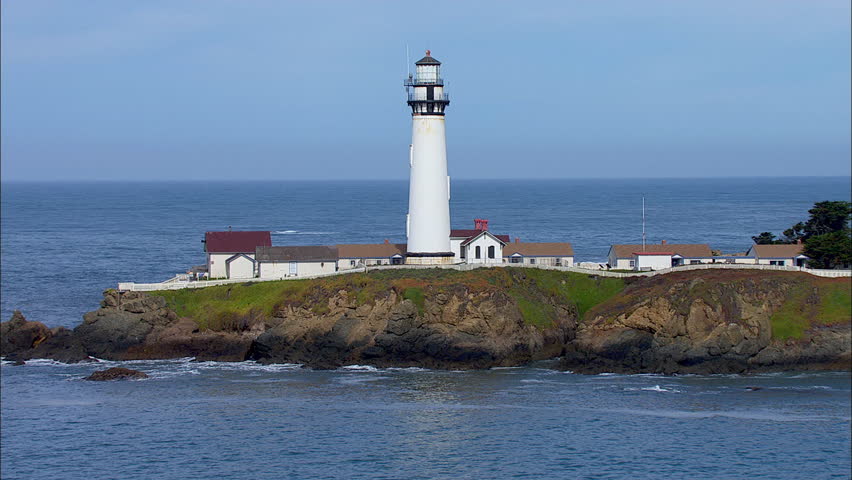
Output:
(273, 230), (337, 235)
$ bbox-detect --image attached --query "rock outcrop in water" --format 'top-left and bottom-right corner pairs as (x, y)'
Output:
(84, 367), (149, 381)
(1, 268), (849, 373)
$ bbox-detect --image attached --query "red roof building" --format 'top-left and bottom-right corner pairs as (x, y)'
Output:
(204, 231), (271, 253)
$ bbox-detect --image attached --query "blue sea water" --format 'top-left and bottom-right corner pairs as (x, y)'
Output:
(1, 177), (851, 479)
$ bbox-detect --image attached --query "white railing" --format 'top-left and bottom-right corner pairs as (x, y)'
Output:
(117, 263), (851, 291)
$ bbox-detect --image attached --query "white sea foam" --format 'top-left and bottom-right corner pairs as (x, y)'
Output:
(642, 385), (681, 393)
(17, 358), (78, 367)
(598, 407), (846, 422)
(340, 364), (380, 372)
(273, 230), (336, 235)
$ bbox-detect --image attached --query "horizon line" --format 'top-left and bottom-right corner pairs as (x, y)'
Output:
(1, 175), (850, 184)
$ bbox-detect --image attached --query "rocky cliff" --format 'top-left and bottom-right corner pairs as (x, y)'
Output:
(561, 270), (851, 373)
(1, 268), (849, 373)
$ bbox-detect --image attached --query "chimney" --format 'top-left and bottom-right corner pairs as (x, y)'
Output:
(384, 239), (390, 244)
(474, 218), (489, 231)
(661, 240), (667, 245)
(515, 237), (520, 243)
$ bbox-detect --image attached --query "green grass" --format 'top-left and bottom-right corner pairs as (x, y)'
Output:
(818, 283), (852, 326)
(770, 281), (852, 340)
(153, 280), (311, 329)
(769, 284), (811, 340)
(505, 268), (625, 320)
(402, 287), (426, 315)
(151, 267), (629, 331)
(515, 297), (556, 328)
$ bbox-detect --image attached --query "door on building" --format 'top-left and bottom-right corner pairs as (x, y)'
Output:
(289, 261), (298, 275)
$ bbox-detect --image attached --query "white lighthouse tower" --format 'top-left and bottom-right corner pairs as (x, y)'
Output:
(404, 50), (454, 265)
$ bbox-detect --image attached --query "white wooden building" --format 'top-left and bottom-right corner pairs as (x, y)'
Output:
(256, 246), (338, 278)
(204, 231), (271, 279)
(459, 230), (507, 264)
(337, 242), (407, 270)
(450, 219), (511, 264)
(746, 243), (809, 267)
(502, 242), (574, 266)
(607, 242), (713, 271)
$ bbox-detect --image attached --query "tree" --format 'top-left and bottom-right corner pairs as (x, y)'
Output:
(781, 222), (805, 244)
(752, 232), (780, 245)
(751, 200), (851, 269)
(803, 201), (852, 238)
(803, 230), (852, 269)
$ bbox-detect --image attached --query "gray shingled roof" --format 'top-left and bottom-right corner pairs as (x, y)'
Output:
(256, 246), (338, 262)
(415, 55), (441, 65)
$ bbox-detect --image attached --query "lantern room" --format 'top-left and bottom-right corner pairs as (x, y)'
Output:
(405, 50), (450, 116)
(415, 50), (441, 84)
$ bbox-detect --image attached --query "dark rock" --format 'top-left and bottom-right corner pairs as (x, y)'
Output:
(84, 367), (149, 381)
(1, 311), (51, 356)
(75, 310), (153, 359)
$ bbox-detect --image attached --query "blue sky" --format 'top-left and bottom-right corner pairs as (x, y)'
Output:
(2, 1), (850, 181)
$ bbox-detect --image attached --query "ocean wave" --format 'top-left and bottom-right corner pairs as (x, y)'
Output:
(335, 375), (391, 385)
(273, 230), (337, 235)
(621, 385), (682, 393)
(598, 407), (847, 422)
(13, 358), (81, 367)
(340, 364), (380, 372)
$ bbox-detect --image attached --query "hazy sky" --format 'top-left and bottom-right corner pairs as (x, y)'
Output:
(2, 1), (850, 181)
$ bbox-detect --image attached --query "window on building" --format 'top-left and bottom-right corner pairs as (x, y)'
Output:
(629, 260), (636, 268)
(487, 246), (495, 259)
(510, 256), (522, 264)
(460, 247), (466, 259)
(475, 246), (481, 259)
(529, 258), (536, 264)
(556, 258), (562, 266)
(770, 260), (785, 266)
(350, 260), (356, 267)
(690, 260), (701, 265)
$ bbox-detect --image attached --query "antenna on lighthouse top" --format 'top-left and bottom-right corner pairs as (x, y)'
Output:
(642, 196), (646, 251)
(406, 43), (410, 77)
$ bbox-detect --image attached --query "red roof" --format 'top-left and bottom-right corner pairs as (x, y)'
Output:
(205, 231), (271, 253)
(460, 230), (510, 246)
(633, 251), (674, 256)
(452, 230), (509, 242)
(451, 229), (482, 238)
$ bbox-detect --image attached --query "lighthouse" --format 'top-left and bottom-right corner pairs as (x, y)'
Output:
(404, 50), (454, 265)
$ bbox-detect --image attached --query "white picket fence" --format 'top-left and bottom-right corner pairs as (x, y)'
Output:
(117, 262), (850, 292)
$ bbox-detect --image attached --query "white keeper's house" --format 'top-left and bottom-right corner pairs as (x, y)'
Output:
(745, 243), (809, 267)
(503, 241), (574, 266)
(607, 241), (713, 271)
(450, 219), (510, 265)
(204, 231), (271, 279)
(256, 246), (338, 278)
(337, 242), (407, 269)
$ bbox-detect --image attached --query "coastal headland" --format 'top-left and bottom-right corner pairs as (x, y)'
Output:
(2, 268), (849, 374)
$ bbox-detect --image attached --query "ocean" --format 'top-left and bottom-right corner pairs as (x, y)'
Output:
(1, 177), (851, 479)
